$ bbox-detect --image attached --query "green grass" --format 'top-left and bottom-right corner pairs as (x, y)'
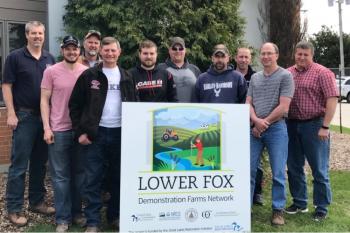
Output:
(26, 171), (350, 232)
(330, 125), (350, 134)
(26, 126), (349, 232)
(252, 171), (350, 232)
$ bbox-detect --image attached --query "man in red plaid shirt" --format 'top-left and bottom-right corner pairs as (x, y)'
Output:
(285, 41), (339, 222)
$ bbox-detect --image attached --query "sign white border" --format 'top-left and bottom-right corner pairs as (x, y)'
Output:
(120, 103), (250, 232)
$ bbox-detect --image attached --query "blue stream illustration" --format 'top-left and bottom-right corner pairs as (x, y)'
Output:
(155, 147), (211, 170)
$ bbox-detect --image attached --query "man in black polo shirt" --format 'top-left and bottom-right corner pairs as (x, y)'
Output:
(2, 21), (55, 227)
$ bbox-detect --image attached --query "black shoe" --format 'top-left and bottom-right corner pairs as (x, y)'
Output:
(253, 194), (264, 206)
(284, 204), (308, 214)
(313, 211), (327, 222)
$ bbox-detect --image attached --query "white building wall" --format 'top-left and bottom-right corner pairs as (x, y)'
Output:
(239, 0), (269, 50)
(48, 0), (68, 57)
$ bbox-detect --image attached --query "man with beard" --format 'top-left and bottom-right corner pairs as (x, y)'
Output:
(40, 36), (87, 232)
(194, 44), (247, 103)
(158, 37), (201, 102)
(79, 30), (101, 67)
(2, 20), (55, 227)
(129, 40), (177, 102)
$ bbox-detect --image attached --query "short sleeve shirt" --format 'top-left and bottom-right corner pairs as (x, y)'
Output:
(3, 47), (56, 110)
(247, 67), (294, 118)
(287, 63), (338, 120)
(41, 62), (87, 131)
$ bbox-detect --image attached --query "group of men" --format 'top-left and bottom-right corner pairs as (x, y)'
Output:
(1, 20), (338, 232)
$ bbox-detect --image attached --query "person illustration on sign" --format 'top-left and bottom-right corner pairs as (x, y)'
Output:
(191, 138), (204, 166)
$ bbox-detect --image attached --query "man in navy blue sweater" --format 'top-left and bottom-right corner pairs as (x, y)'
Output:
(194, 44), (247, 103)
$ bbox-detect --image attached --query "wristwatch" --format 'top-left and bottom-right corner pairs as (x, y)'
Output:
(321, 125), (329, 130)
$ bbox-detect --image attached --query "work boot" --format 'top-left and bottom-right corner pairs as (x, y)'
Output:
(56, 223), (69, 232)
(73, 214), (87, 227)
(8, 212), (28, 227)
(85, 226), (100, 233)
(271, 210), (285, 226)
(29, 202), (55, 215)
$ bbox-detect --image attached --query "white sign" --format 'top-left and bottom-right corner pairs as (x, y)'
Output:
(120, 103), (250, 232)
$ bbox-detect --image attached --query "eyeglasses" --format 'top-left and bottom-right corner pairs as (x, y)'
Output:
(260, 52), (276, 57)
(171, 47), (184, 52)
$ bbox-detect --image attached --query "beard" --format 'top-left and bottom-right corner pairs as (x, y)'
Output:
(87, 50), (97, 56)
(214, 62), (226, 72)
(141, 59), (156, 68)
(64, 57), (79, 64)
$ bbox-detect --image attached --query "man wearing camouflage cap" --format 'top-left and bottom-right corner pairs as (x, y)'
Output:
(79, 30), (102, 67)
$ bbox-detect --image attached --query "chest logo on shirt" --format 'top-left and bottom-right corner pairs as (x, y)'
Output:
(109, 84), (120, 90)
(136, 79), (163, 90)
(91, 80), (101, 90)
(203, 82), (233, 97)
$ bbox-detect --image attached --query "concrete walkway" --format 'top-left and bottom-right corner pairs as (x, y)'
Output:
(331, 102), (350, 128)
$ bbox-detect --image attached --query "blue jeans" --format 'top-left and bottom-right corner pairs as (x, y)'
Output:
(250, 120), (288, 210)
(48, 130), (85, 224)
(84, 127), (121, 227)
(6, 111), (47, 213)
(287, 118), (332, 214)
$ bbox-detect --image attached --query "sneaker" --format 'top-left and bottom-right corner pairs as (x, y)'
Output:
(271, 210), (285, 226)
(313, 211), (327, 222)
(85, 226), (100, 233)
(284, 204), (308, 214)
(56, 223), (69, 232)
(73, 214), (87, 227)
(29, 202), (55, 215)
(8, 212), (28, 227)
(253, 194), (264, 206)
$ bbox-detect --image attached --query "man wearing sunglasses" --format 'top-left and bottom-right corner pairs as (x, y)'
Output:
(79, 30), (101, 67)
(159, 37), (201, 102)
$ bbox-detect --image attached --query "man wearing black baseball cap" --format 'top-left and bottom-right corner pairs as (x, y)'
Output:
(194, 44), (247, 103)
(79, 30), (101, 67)
(41, 35), (87, 232)
(159, 36), (201, 103)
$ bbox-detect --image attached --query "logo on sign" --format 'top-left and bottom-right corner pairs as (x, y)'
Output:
(201, 210), (212, 219)
(185, 208), (198, 222)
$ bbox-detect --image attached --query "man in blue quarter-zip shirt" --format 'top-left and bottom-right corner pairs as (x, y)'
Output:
(194, 44), (247, 103)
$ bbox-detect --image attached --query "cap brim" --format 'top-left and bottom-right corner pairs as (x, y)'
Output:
(61, 42), (80, 48)
(171, 42), (185, 47)
(213, 50), (228, 56)
(85, 33), (101, 40)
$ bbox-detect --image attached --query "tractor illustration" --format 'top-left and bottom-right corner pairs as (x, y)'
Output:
(161, 128), (179, 142)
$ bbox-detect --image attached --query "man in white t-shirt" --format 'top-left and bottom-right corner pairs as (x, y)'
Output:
(41, 35), (87, 232)
(69, 37), (138, 232)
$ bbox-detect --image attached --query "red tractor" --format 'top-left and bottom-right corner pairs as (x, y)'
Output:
(161, 128), (179, 142)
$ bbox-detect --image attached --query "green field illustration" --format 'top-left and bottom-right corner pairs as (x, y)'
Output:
(152, 107), (221, 171)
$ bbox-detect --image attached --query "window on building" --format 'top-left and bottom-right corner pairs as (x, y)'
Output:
(0, 21), (3, 106)
(8, 22), (25, 52)
(0, 22), (26, 107)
